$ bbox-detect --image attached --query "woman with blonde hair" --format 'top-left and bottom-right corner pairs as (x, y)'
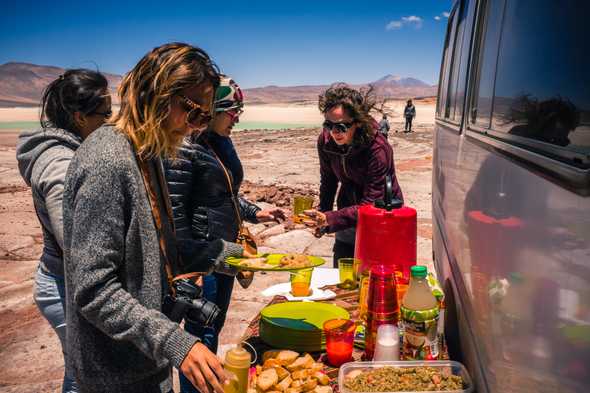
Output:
(62, 42), (229, 393)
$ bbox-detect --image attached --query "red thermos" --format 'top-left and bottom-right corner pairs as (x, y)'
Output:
(354, 176), (417, 279)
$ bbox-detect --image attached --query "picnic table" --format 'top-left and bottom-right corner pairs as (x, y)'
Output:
(241, 274), (448, 388)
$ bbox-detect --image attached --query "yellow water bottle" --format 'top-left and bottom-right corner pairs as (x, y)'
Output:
(223, 345), (251, 393)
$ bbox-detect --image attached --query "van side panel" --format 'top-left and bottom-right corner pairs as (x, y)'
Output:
(434, 119), (590, 392)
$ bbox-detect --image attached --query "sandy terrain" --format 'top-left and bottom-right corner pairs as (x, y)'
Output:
(0, 101), (435, 392)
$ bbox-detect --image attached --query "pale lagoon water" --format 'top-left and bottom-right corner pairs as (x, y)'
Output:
(0, 121), (40, 130)
(0, 120), (320, 131)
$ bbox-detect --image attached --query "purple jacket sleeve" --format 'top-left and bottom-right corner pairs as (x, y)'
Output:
(318, 136), (338, 213)
(324, 144), (403, 232)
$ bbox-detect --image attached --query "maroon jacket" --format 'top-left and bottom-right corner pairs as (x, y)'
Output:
(318, 129), (403, 233)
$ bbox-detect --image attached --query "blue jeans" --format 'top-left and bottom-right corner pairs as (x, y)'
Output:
(180, 273), (234, 393)
(34, 267), (78, 393)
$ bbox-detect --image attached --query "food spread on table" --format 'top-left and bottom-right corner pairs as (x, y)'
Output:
(279, 254), (314, 268)
(237, 197), (473, 393)
(227, 253), (325, 271)
(249, 350), (332, 393)
(238, 254), (314, 269)
(239, 257), (276, 269)
(343, 366), (464, 392)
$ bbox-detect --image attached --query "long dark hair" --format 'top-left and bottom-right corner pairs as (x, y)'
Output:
(318, 83), (377, 146)
(40, 69), (109, 133)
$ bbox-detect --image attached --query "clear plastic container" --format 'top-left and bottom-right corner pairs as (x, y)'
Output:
(338, 360), (473, 393)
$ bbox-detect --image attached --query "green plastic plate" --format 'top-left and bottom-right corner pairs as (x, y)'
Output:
(226, 254), (325, 271)
(259, 302), (350, 351)
(261, 302), (349, 330)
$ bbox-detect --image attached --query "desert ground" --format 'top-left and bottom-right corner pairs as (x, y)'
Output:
(0, 99), (435, 392)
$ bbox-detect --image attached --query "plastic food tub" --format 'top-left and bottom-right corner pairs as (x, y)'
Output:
(338, 361), (474, 393)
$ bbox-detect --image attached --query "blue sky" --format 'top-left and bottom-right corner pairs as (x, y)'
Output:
(0, 0), (452, 88)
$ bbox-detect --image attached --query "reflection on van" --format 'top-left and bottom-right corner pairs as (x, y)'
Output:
(433, 1), (590, 393)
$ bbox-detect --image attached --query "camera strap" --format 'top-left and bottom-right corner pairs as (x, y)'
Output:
(135, 153), (201, 293)
(205, 140), (258, 255)
(204, 140), (243, 228)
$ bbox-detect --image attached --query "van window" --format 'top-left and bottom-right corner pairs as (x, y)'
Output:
(446, 0), (470, 121)
(437, 5), (458, 118)
(490, 0), (590, 166)
(469, 0), (505, 128)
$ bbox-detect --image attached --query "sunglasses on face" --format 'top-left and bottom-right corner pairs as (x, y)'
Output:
(225, 107), (243, 122)
(323, 120), (355, 134)
(91, 109), (113, 119)
(178, 94), (213, 128)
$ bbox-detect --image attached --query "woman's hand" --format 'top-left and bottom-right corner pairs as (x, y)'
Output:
(241, 248), (258, 258)
(180, 342), (227, 393)
(237, 270), (255, 289)
(302, 210), (328, 238)
(256, 208), (287, 223)
(301, 209), (327, 228)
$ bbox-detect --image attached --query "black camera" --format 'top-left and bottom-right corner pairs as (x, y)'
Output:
(162, 278), (221, 327)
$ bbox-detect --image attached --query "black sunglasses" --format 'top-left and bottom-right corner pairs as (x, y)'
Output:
(91, 109), (112, 118)
(323, 120), (355, 134)
(179, 94), (213, 128)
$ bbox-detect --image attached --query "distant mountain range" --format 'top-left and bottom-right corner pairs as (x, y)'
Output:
(0, 62), (122, 107)
(240, 74), (436, 103)
(0, 62), (437, 107)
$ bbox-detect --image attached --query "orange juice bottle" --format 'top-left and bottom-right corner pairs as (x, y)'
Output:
(400, 266), (439, 360)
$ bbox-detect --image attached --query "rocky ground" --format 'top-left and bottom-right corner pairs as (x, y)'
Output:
(0, 118), (433, 392)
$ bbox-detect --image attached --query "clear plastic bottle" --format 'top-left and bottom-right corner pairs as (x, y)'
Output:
(400, 265), (440, 360)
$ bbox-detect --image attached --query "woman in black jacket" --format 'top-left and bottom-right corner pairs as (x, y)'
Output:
(165, 76), (285, 393)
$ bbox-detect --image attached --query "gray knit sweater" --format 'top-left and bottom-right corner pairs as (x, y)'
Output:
(62, 126), (240, 393)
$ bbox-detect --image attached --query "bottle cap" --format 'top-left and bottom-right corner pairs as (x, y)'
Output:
(410, 265), (427, 278)
(224, 345), (251, 368)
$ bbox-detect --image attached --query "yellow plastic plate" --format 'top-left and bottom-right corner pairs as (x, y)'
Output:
(226, 254), (325, 271)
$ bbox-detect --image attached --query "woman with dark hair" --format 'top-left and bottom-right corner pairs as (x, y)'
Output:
(165, 75), (285, 393)
(303, 84), (403, 267)
(16, 69), (111, 393)
(61, 43), (228, 393)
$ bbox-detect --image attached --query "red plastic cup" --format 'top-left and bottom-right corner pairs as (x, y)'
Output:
(323, 319), (356, 367)
(365, 266), (398, 360)
(367, 265), (398, 314)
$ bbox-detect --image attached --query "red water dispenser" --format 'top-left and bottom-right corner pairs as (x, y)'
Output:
(354, 176), (417, 279)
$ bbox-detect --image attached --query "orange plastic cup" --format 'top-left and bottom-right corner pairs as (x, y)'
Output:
(290, 268), (313, 297)
(323, 319), (356, 367)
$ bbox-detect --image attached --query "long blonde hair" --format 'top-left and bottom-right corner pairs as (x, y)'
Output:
(114, 42), (219, 158)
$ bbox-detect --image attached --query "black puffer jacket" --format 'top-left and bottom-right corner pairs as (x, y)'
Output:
(164, 131), (260, 265)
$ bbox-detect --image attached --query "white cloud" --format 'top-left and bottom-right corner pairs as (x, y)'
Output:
(434, 15), (441, 21)
(386, 15), (423, 31)
(402, 15), (422, 23)
(442, 11), (450, 18)
(385, 20), (403, 30)
(402, 15), (423, 28)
